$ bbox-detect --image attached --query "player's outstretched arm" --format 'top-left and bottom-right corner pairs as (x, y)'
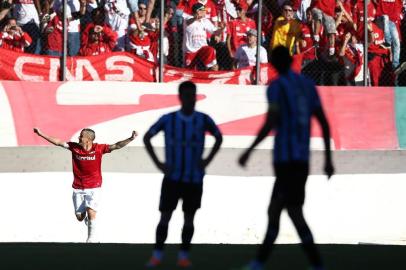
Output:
(143, 132), (166, 173)
(238, 104), (278, 167)
(33, 127), (67, 147)
(314, 107), (334, 179)
(109, 131), (138, 152)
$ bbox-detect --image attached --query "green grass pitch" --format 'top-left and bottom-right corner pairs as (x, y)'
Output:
(0, 243), (404, 269)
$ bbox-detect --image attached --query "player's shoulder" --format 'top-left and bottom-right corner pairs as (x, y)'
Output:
(268, 78), (281, 89)
(161, 111), (177, 119)
(67, 141), (79, 148)
(298, 73), (316, 88)
(93, 143), (104, 148)
(195, 111), (214, 122)
(288, 71), (313, 85)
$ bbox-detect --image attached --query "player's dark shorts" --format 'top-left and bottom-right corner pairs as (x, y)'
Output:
(159, 178), (203, 213)
(270, 162), (309, 207)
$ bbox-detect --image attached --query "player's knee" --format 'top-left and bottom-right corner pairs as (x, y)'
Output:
(86, 207), (97, 219)
(158, 211), (173, 226)
(183, 211), (196, 226)
(183, 219), (194, 228)
(76, 213), (85, 221)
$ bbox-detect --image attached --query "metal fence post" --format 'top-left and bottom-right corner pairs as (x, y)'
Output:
(255, 0), (263, 85)
(363, 0), (368, 86)
(159, 0), (164, 82)
(60, 0), (68, 81)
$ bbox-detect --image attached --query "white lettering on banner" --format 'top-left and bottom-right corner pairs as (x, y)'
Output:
(14, 55), (138, 81)
(105, 56), (134, 81)
(50, 59), (101, 81)
(164, 69), (194, 82)
(14, 57), (45, 81)
(260, 67), (269, 85)
(238, 69), (252, 85)
(208, 72), (236, 84)
(49, 58), (60, 81)
(71, 59), (101, 81)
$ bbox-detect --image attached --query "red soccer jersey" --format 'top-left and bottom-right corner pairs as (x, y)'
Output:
(68, 142), (111, 189)
(353, 1), (376, 39)
(79, 42), (114, 56)
(368, 22), (388, 55)
(300, 23), (316, 60)
(44, 15), (63, 52)
(313, 0), (337, 17)
(291, 0), (301, 11)
(376, 0), (403, 23)
(80, 24), (117, 56)
(0, 31), (32, 52)
(340, 0), (353, 15)
(227, 17), (256, 54)
(81, 23), (115, 48)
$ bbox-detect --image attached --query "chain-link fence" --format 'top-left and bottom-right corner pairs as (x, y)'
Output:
(0, 0), (405, 85)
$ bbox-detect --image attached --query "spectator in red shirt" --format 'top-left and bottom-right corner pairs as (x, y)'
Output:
(181, 0), (219, 26)
(183, 3), (222, 70)
(338, 31), (364, 85)
(374, 0), (403, 71)
(295, 8), (317, 67)
(367, 21), (392, 85)
(335, 2), (356, 52)
(352, 0), (376, 41)
(226, 0), (256, 58)
(43, 12), (64, 56)
(312, 0), (338, 56)
(79, 24), (117, 56)
(0, 17), (32, 53)
(81, 7), (116, 53)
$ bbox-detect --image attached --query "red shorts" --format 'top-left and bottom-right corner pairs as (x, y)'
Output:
(185, 46), (217, 69)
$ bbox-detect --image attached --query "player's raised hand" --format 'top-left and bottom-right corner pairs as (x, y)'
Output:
(33, 127), (42, 136)
(130, 130), (138, 140)
(324, 160), (334, 180)
(238, 150), (251, 167)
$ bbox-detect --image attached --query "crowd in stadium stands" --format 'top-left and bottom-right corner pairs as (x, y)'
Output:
(0, 0), (405, 85)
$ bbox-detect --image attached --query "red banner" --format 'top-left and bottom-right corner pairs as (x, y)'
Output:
(0, 48), (302, 84)
(0, 48), (156, 82)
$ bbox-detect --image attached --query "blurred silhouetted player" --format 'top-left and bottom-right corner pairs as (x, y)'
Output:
(239, 46), (334, 270)
(143, 81), (223, 268)
(33, 128), (137, 242)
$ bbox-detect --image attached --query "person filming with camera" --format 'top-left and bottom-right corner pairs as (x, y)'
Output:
(0, 17), (32, 53)
(79, 24), (117, 56)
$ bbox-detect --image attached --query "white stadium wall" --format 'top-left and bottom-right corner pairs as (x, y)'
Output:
(0, 172), (406, 245)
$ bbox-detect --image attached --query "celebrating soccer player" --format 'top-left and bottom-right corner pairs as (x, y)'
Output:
(143, 81), (223, 267)
(33, 127), (137, 243)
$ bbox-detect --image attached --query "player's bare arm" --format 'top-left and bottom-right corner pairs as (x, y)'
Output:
(33, 127), (68, 148)
(109, 131), (138, 151)
(314, 107), (335, 179)
(143, 132), (167, 173)
(239, 104), (279, 167)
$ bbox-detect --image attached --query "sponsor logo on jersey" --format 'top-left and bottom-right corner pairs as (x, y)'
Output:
(75, 155), (96, 161)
